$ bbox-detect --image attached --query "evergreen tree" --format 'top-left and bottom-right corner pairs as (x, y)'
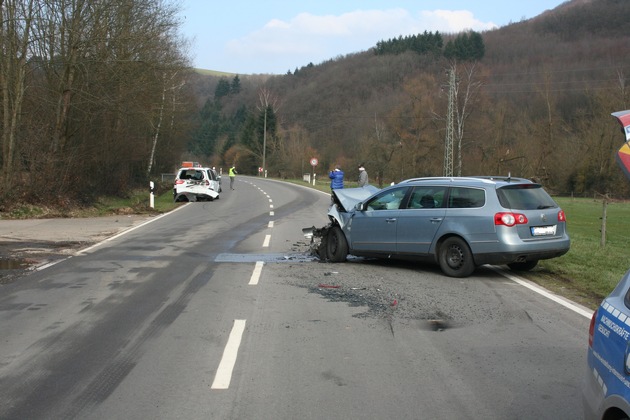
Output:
(215, 78), (231, 99)
(443, 31), (485, 61)
(230, 75), (241, 94)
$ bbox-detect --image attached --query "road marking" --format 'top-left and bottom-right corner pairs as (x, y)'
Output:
(270, 204), (274, 209)
(262, 234), (271, 247)
(270, 211), (274, 216)
(79, 206), (187, 254)
(268, 221), (274, 228)
(211, 319), (247, 390)
(490, 266), (592, 318)
(249, 261), (264, 285)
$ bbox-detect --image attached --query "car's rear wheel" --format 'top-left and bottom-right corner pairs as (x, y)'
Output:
(326, 226), (348, 262)
(438, 237), (475, 277)
(507, 260), (538, 271)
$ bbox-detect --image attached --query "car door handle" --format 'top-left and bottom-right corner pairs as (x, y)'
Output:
(430, 217), (443, 223)
(386, 218), (397, 223)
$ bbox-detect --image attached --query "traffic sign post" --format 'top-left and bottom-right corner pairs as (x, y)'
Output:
(310, 158), (318, 185)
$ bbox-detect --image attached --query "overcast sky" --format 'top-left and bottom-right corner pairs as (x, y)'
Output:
(178, 0), (568, 75)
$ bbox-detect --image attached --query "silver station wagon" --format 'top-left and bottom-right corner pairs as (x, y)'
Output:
(307, 176), (570, 277)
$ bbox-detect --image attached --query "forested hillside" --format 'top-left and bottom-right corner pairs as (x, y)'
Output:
(190, 0), (630, 196)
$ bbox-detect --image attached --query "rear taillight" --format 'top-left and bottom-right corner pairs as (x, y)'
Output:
(175, 179), (185, 185)
(558, 210), (566, 222)
(494, 212), (528, 227)
(588, 309), (598, 347)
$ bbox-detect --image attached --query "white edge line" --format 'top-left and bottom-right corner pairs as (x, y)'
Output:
(489, 266), (593, 319)
(249, 261), (264, 285)
(79, 205), (189, 254)
(33, 259), (67, 271)
(211, 319), (247, 389)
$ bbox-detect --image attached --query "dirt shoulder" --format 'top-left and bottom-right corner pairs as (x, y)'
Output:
(0, 215), (154, 284)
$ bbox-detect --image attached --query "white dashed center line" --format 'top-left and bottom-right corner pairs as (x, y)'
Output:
(249, 261), (264, 285)
(211, 319), (247, 390)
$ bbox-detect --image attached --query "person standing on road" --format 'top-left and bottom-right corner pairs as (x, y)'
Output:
(229, 165), (237, 190)
(358, 164), (368, 187)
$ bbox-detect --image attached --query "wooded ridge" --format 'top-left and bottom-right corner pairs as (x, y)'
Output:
(189, 0), (630, 197)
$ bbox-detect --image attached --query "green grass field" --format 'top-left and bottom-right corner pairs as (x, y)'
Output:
(532, 196), (630, 308)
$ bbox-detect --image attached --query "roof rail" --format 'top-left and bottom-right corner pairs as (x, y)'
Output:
(471, 175), (532, 183)
(398, 176), (533, 184)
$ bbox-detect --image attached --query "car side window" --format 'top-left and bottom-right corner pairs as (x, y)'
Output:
(407, 187), (446, 209)
(448, 187), (485, 208)
(366, 187), (409, 211)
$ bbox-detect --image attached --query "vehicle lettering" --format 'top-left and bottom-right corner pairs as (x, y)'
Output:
(593, 350), (630, 390)
(602, 314), (630, 340)
(598, 323), (611, 338)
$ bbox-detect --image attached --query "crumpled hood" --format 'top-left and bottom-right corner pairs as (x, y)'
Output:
(332, 185), (380, 212)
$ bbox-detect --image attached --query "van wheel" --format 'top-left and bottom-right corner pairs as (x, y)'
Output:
(438, 237), (475, 277)
(326, 226), (348, 262)
(508, 260), (538, 271)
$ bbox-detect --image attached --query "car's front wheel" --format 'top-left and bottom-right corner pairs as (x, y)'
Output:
(507, 260), (538, 271)
(326, 226), (348, 262)
(438, 237), (475, 277)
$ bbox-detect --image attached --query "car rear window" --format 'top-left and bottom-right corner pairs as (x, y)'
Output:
(178, 169), (204, 180)
(448, 187), (485, 208)
(496, 184), (557, 210)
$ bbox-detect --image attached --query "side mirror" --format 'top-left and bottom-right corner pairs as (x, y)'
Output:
(355, 202), (364, 211)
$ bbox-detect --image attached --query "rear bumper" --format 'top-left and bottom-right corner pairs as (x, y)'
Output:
(470, 234), (570, 265)
(582, 365), (603, 420)
(473, 247), (569, 265)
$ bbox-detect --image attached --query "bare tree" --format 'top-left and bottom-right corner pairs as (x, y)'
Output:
(0, 0), (35, 188)
(452, 62), (483, 176)
(256, 88), (280, 173)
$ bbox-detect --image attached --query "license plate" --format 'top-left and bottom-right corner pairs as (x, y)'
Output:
(531, 225), (557, 236)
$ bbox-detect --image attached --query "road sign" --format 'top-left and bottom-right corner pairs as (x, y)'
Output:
(258, 167), (263, 172)
(310, 158), (318, 166)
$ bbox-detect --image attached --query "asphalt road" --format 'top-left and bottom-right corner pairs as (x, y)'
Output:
(0, 177), (591, 419)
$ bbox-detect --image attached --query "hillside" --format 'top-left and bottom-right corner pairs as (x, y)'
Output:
(189, 0), (630, 196)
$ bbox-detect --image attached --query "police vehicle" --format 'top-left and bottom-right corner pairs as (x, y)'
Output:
(583, 269), (630, 420)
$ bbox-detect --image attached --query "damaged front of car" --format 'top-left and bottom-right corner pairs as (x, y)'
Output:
(303, 185), (380, 261)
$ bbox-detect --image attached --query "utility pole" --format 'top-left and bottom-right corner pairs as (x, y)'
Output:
(444, 67), (456, 177)
(263, 106), (267, 177)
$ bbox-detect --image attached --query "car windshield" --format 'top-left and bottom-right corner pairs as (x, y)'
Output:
(496, 184), (557, 210)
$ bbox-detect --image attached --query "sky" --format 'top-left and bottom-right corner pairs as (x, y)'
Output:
(178, 0), (568, 75)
